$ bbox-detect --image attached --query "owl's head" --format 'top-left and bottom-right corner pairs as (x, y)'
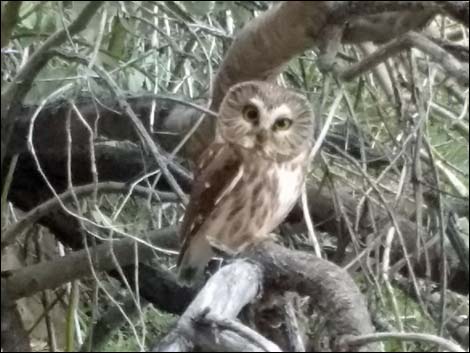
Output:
(217, 81), (314, 161)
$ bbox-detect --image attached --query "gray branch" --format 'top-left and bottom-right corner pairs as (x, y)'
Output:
(152, 260), (278, 352)
(339, 31), (469, 86)
(153, 241), (378, 352)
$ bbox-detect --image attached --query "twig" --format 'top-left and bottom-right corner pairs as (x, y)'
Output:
(301, 184), (322, 258)
(26, 289), (67, 335)
(65, 280), (80, 352)
(283, 296), (306, 352)
(339, 31), (469, 87)
(1, 182), (176, 249)
(79, 294), (150, 352)
(422, 136), (449, 336)
(381, 226), (405, 351)
(53, 50), (189, 204)
(34, 231), (58, 352)
(4, 226), (179, 301)
(1, 1), (105, 170)
(325, 141), (428, 313)
(1, 1), (22, 48)
(342, 332), (465, 352)
(196, 314), (282, 352)
(136, 93), (217, 118)
(1, 154), (18, 229)
(331, 1), (468, 26)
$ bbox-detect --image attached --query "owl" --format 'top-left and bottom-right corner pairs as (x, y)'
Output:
(176, 81), (314, 285)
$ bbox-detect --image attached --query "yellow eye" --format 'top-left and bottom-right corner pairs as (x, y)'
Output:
(273, 117), (292, 131)
(242, 105), (259, 123)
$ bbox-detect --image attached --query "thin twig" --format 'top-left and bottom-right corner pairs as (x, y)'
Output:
(1, 182), (176, 249)
(342, 332), (465, 352)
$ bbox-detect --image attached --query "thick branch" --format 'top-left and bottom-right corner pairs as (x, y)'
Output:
(211, 2), (332, 110)
(152, 260), (275, 352)
(247, 241), (377, 352)
(3, 227), (179, 301)
(331, 1), (468, 27)
(154, 240), (377, 352)
(1, 1), (105, 171)
(1, 181), (177, 249)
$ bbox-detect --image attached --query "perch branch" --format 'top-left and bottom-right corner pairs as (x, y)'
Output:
(154, 240), (377, 352)
(247, 241), (377, 351)
(152, 260), (273, 352)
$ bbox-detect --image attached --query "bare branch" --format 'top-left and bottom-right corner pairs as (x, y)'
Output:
(3, 226), (179, 301)
(152, 260), (273, 352)
(154, 240), (377, 351)
(1, 1), (105, 172)
(0, 1), (22, 48)
(53, 49), (189, 204)
(339, 31), (469, 86)
(341, 332), (466, 352)
(331, 1), (468, 27)
(195, 314), (282, 352)
(1, 181), (177, 249)
(247, 241), (377, 351)
(211, 2), (332, 110)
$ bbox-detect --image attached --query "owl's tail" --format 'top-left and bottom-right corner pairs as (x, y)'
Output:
(177, 236), (213, 287)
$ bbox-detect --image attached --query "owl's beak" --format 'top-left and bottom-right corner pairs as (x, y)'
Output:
(256, 129), (268, 145)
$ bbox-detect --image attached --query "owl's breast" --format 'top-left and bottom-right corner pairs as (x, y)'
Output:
(201, 150), (306, 254)
(269, 161), (304, 227)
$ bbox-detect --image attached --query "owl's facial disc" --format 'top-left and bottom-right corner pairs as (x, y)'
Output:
(218, 81), (314, 160)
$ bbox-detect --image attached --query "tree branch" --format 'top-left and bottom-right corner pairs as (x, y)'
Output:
(1, 181), (177, 249)
(3, 226), (179, 301)
(247, 241), (377, 351)
(1, 1), (105, 172)
(1, 283), (31, 352)
(341, 332), (465, 352)
(152, 260), (273, 352)
(339, 31), (469, 87)
(0, 1), (22, 48)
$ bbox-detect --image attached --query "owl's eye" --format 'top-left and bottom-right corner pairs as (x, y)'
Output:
(273, 117), (292, 131)
(242, 105), (259, 123)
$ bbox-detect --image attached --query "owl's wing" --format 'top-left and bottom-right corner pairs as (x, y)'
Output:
(177, 143), (243, 266)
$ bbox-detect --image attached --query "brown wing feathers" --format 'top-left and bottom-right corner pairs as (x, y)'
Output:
(176, 143), (242, 267)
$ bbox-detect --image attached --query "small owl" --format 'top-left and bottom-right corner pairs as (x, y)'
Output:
(177, 81), (314, 285)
